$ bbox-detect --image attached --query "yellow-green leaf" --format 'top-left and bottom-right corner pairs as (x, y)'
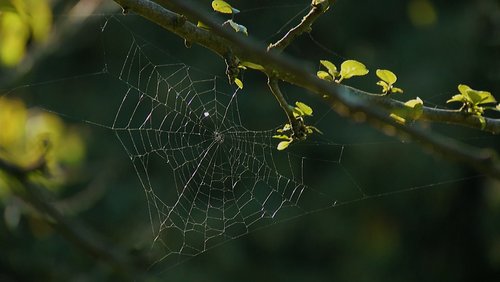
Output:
(212, 0), (239, 14)
(240, 61), (264, 70)
(272, 135), (292, 140)
(234, 78), (243, 89)
(376, 81), (390, 94)
(446, 94), (464, 104)
(320, 60), (338, 77)
(317, 70), (333, 81)
(277, 140), (292, 151)
(376, 69), (397, 84)
(458, 84), (471, 96)
(392, 87), (404, 94)
(29, 0), (52, 42)
(0, 12), (29, 66)
(405, 97), (423, 108)
(306, 125), (323, 135)
(389, 113), (406, 124)
(456, 84), (495, 105)
(295, 102), (313, 116)
(197, 21), (210, 30)
(404, 97), (423, 119)
(339, 60), (369, 80)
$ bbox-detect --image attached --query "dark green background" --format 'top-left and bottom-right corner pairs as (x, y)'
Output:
(1, 0), (499, 281)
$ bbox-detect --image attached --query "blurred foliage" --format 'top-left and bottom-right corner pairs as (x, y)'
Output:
(0, 96), (86, 223)
(0, 0), (52, 67)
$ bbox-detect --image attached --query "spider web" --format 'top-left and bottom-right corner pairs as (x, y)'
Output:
(103, 17), (346, 265)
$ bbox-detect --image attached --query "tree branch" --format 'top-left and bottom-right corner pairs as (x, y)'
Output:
(113, 0), (500, 179)
(0, 157), (151, 277)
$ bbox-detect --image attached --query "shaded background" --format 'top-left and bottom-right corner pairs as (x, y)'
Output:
(1, 0), (500, 281)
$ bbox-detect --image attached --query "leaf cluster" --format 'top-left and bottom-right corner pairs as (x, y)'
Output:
(272, 102), (322, 150)
(446, 84), (500, 128)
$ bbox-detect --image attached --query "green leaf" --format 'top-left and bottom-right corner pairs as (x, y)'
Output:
(226, 20), (248, 35)
(376, 69), (397, 84)
(295, 102), (313, 116)
(475, 90), (496, 104)
(404, 97), (423, 108)
(212, 0), (240, 14)
(458, 84), (471, 96)
(497, 104), (500, 111)
(240, 61), (264, 70)
(0, 12), (29, 66)
(404, 97), (424, 119)
(197, 21), (210, 30)
(320, 60), (338, 77)
(389, 113), (406, 124)
(278, 123), (292, 132)
(306, 125), (323, 135)
(234, 78), (243, 89)
(317, 70), (333, 81)
(292, 108), (303, 117)
(392, 87), (404, 94)
(376, 81), (390, 94)
(277, 140), (292, 151)
(339, 60), (369, 80)
(272, 135), (292, 140)
(446, 94), (465, 104)
(456, 84), (495, 105)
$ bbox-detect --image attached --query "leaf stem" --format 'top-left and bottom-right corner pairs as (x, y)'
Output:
(268, 77), (300, 133)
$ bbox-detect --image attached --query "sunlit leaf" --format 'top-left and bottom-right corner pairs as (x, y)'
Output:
(0, 12), (29, 66)
(295, 102), (313, 116)
(404, 97), (424, 119)
(455, 84), (496, 106)
(446, 94), (464, 104)
(197, 21), (210, 30)
(240, 61), (264, 70)
(292, 108), (303, 117)
(317, 70), (333, 81)
(457, 84), (471, 96)
(306, 125), (323, 135)
(339, 60), (369, 80)
(320, 60), (338, 77)
(212, 0), (239, 14)
(234, 78), (243, 89)
(226, 20), (248, 35)
(277, 140), (292, 151)
(376, 69), (397, 84)
(376, 81), (390, 94)
(272, 135), (292, 141)
(392, 87), (404, 94)
(29, 0), (52, 42)
(389, 113), (406, 124)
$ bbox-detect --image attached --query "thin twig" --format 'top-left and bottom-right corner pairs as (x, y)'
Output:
(268, 0), (330, 52)
(268, 77), (298, 129)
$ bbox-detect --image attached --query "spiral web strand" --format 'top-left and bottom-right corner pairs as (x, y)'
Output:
(107, 29), (344, 264)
